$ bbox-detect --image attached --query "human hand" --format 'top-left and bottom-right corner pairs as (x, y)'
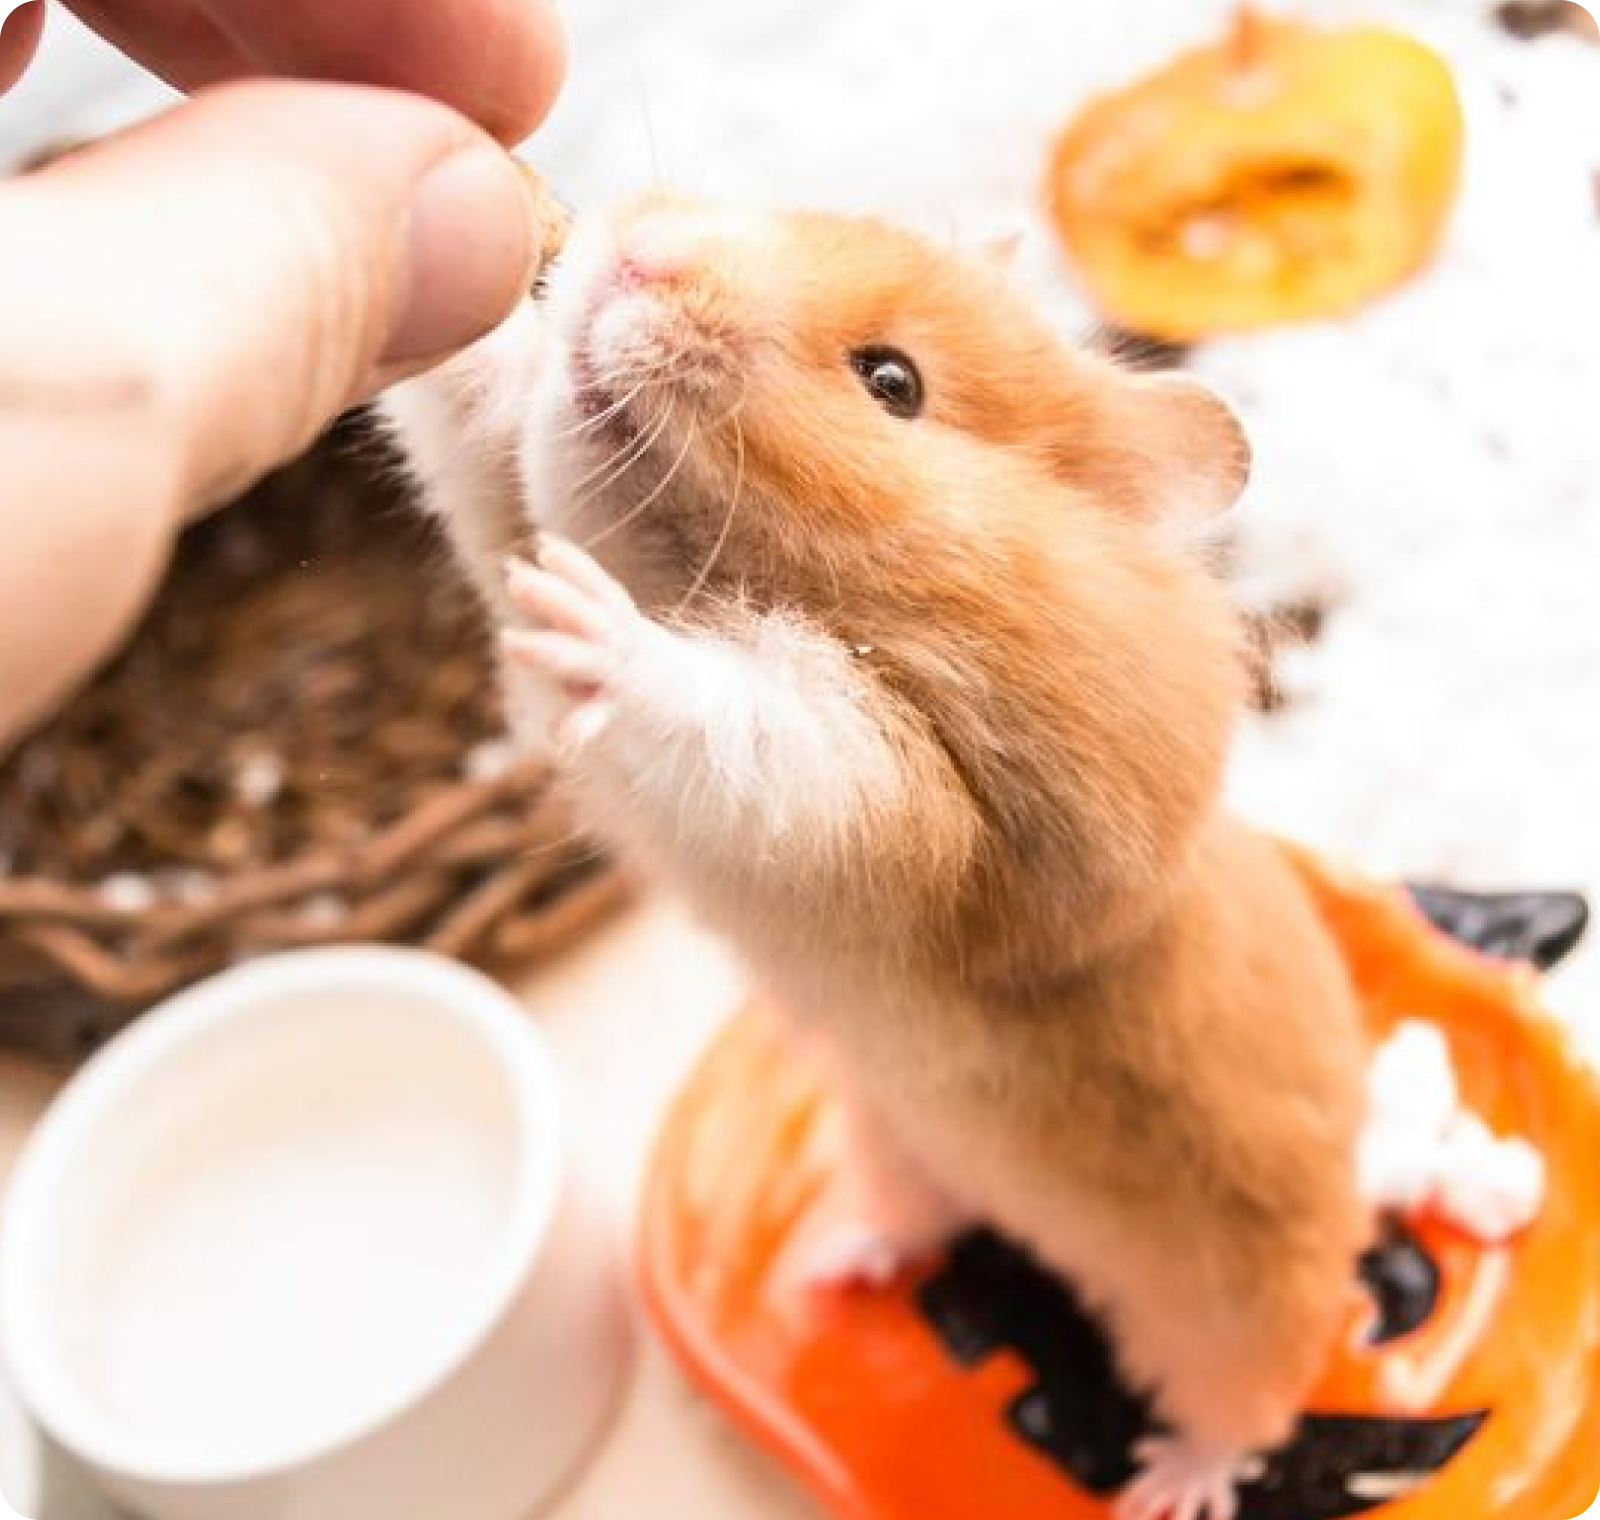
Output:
(0, 0), (564, 749)
(0, 3), (46, 94)
(33, 0), (566, 145)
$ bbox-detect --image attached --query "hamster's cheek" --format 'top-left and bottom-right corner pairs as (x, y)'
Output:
(585, 289), (681, 378)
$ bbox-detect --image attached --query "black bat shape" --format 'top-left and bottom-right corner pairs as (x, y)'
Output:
(906, 885), (1583, 1515)
(1358, 1214), (1441, 1346)
(917, 1222), (1479, 1520)
(1238, 1411), (1487, 1520)
(1406, 884), (1589, 970)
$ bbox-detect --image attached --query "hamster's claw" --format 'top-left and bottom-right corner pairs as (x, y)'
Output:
(502, 538), (644, 746)
(506, 541), (637, 644)
(501, 628), (610, 691)
(1119, 1436), (1261, 1520)
(519, 536), (637, 616)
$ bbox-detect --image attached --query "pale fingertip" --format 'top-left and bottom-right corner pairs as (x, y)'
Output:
(384, 141), (537, 366)
(196, 0), (568, 146)
(0, 1), (46, 96)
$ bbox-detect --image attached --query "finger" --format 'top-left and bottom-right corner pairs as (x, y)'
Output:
(60, 0), (566, 143)
(0, 1), (47, 94)
(0, 81), (540, 747)
(58, 0), (247, 89)
(1, 81), (540, 509)
(204, 0), (567, 143)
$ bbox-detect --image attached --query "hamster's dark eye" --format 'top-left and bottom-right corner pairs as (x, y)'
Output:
(850, 346), (924, 419)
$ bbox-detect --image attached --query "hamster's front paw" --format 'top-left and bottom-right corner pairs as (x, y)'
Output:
(1119, 1436), (1263, 1520)
(504, 536), (648, 752)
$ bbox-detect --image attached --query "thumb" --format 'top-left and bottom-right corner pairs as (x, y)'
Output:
(0, 79), (541, 510)
(0, 81), (540, 750)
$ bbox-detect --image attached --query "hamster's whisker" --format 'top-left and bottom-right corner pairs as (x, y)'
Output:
(583, 349), (688, 390)
(565, 396), (670, 517)
(548, 380), (648, 442)
(627, 46), (665, 188)
(582, 412), (698, 552)
(548, 353), (688, 443)
(674, 409), (745, 616)
(510, 820), (614, 867)
(481, 398), (686, 569)
(477, 403), (672, 566)
(705, 374), (753, 433)
(563, 405), (677, 531)
(563, 392), (674, 497)
(585, 350), (692, 389)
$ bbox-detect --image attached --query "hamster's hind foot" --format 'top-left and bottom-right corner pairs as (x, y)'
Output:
(779, 1150), (967, 1294)
(786, 1218), (913, 1292)
(1118, 1435), (1264, 1520)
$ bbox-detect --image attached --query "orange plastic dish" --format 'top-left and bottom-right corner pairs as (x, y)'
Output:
(1041, 12), (1464, 340)
(640, 851), (1600, 1520)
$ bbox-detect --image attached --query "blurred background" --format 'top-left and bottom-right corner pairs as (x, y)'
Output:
(1, 0), (1597, 1034)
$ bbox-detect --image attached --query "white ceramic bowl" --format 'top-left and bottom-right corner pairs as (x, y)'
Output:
(0, 947), (631, 1520)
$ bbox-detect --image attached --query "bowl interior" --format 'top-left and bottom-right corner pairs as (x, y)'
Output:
(2, 954), (553, 1481)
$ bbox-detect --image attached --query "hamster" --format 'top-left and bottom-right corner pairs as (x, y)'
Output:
(384, 190), (1371, 1520)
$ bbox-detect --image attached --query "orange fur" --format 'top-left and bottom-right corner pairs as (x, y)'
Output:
(395, 190), (1371, 1471)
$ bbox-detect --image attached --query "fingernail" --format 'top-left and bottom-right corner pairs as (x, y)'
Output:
(387, 143), (538, 366)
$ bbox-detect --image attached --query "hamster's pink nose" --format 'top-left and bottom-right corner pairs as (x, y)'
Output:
(609, 207), (711, 293)
(613, 251), (689, 292)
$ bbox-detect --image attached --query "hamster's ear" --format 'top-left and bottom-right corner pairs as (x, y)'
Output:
(975, 227), (1025, 268)
(1126, 373), (1252, 520)
(959, 212), (1028, 270)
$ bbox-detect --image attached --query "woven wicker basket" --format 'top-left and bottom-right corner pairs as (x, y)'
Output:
(0, 415), (628, 1064)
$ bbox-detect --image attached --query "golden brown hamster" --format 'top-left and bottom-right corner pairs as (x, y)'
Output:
(384, 191), (1370, 1520)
